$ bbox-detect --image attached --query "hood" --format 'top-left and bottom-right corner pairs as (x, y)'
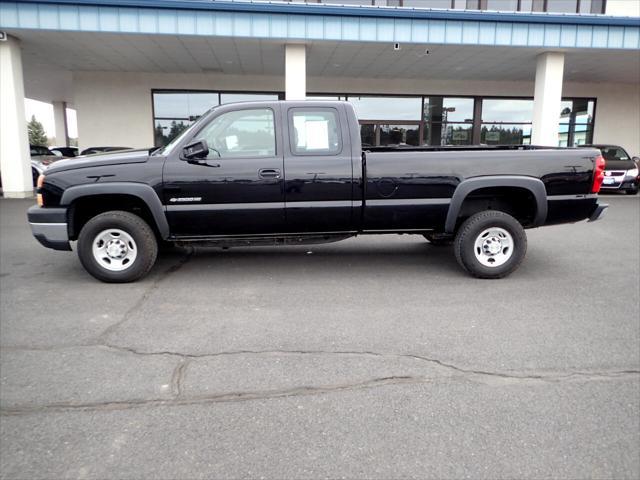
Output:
(45, 149), (150, 174)
(604, 159), (636, 171)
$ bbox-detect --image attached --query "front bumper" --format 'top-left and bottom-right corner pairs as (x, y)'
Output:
(588, 202), (608, 222)
(27, 205), (71, 251)
(601, 177), (639, 190)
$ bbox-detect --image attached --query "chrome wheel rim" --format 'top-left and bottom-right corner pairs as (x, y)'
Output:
(473, 227), (514, 268)
(92, 229), (137, 272)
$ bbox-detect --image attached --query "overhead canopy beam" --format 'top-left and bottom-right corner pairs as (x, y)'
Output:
(2, 1), (638, 49)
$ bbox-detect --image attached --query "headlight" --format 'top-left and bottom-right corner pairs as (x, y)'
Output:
(627, 168), (639, 178)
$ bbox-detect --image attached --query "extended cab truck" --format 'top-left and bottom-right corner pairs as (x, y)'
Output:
(28, 101), (608, 283)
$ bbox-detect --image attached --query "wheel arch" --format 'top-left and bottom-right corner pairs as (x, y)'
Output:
(445, 176), (547, 234)
(61, 183), (169, 239)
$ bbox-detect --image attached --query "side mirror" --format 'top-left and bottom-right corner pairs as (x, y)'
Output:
(182, 140), (208, 160)
(632, 156), (640, 163)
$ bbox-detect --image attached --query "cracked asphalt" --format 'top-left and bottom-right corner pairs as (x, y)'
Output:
(1, 195), (639, 479)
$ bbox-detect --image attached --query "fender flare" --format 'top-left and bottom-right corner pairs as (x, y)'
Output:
(60, 182), (170, 239)
(444, 176), (547, 234)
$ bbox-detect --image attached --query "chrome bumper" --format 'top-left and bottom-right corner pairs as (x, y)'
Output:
(27, 206), (71, 251)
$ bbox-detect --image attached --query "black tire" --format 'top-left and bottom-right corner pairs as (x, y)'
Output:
(453, 210), (527, 279)
(626, 188), (638, 195)
(77, 210), (158, 283)
(423, 232), (454, 246)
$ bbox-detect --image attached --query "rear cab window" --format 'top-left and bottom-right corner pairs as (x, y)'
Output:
(288, 108), (342, 156)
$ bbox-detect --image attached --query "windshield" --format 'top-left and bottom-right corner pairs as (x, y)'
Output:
(600, 147), (629, 162)
(154, 106), (218, 156)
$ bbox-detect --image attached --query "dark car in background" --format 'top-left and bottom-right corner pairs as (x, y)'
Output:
(579, 144), (639, 195)
(80, 146), (131, 155)
(30, 145), (63, 186)
(50, 146), (79, 157)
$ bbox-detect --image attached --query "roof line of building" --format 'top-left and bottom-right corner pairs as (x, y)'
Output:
(12, 0), (640, 27)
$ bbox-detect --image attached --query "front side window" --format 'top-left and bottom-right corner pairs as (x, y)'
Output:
(194, 108), (276, 159)
(289, 109), (342, 155)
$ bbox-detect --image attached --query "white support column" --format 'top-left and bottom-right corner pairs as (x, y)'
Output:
(285, 44), (306, 100)
(0, 35), (32, 197)
(52, 101), (68, 147)
(531, 52), (565, 147)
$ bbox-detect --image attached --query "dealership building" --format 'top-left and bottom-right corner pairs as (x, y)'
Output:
(0, 0), (639, 197)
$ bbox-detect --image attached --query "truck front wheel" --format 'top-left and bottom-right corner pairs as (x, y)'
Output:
(77, 211), (158, 283)
(453, 210), (527, 279)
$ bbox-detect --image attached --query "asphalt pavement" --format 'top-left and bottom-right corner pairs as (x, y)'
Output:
(1, 195), (639, 479)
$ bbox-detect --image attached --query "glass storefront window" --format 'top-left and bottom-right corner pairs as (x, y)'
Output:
(153, 91), (279, 147)
(424, 97), (474, 123)
(153, 92), (219, 120)
(360, 124), (376, 148)
(557, 99), (594, 146)
(153, 91), (596, 149)
(442, 123), (473, 145)
(482, 99), (534, 123)
(519, 0), (546, 11)
(220, 93), (279, 104)
(579, 0), (606, 13)
(485, 0), (518, 10)
(403, 0), (454, 7)
(481, 124), (532, 145)
(379, 124), (421, 146)
(423, 122), (473, 146)
(348, 96), (422, 121)
(154, 119), (192, 148)
(307, 95), (347, 101)
(545, 0), (579, 13)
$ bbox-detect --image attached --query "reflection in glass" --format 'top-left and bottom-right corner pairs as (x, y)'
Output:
(379, 124), (421, 146)
(442, 123), (473, 145)
(423, 122), (473, 145)
(308, 95), (347, 101)
(486, 0), (518, 10)
(481, 124), (532, 145)
(558, 123), (592, 147)
(424, 97), (474, 123)
(545, 0), (578, 13)
(220, 93), (279, 104)
(349, 96), (422, 121)
(404, 0), (453, 7)
(360, 124), (376, 148)
(154, 119), (192, 147)
(481, 99), (533, 123)
(153, 92), (219, 120)
(579, 0), (605, 13)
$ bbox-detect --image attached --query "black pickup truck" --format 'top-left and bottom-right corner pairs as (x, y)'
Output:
(28, 100), (607, 282)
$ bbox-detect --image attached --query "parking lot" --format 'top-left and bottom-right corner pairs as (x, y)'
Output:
(0, 195), (638, 479)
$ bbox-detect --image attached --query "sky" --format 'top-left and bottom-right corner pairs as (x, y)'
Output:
(25, 98), (78, 142)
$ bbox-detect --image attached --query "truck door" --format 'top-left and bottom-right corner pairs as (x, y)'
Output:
(282, 105), (355, 233)
(162, 104), (285, 237)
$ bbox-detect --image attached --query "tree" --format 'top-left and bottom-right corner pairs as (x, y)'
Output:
(27, 115), (48, 146)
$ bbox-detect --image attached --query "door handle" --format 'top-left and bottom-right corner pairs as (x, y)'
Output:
(259, 168), (281, 179)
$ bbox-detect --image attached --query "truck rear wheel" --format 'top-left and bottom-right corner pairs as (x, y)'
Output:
(77, 211), (158, 283)
(453, 210), (527, 279)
